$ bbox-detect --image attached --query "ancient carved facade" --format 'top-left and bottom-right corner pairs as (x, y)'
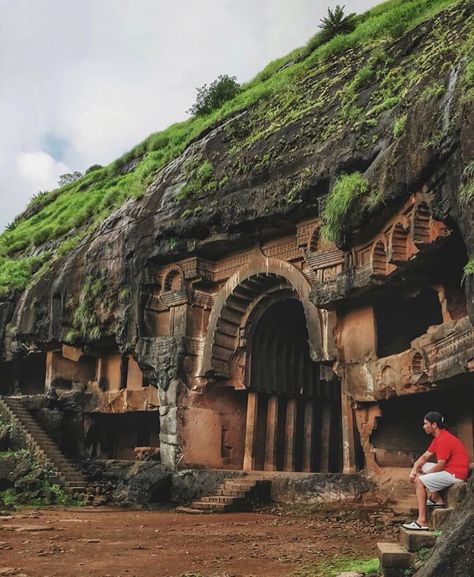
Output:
(1, 189), (473, 479)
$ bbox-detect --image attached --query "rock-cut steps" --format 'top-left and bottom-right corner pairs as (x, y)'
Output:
(0, 396), (89, 500)
(377, 479), (470, 576)
(178, 475), (272, 513)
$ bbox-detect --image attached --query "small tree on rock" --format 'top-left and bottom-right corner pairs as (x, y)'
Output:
(319, 4), (356, 41)
(58, 171), (83, 187)
(188, 75), (241, 117)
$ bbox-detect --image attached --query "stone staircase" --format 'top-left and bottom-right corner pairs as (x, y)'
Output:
(178, 474), (272, 513)
(377, 480), (468, 576)
(0, 396), (90, 500)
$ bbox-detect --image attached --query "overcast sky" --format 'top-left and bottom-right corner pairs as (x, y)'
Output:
(0, 0), (377, 232)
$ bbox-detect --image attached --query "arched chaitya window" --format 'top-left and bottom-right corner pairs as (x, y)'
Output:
(413, 202), (431, 244)
(308, 226), (321, 253)
(390, 223), (409, 263)
(163, 268), (183, 292)
(372, 241), (387, 276)
(411, 352), (427, 375)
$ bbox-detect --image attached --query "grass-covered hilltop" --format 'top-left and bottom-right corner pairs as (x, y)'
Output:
(0, 0), (473, 338)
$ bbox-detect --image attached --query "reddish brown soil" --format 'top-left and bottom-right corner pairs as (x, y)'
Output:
(0, 506), (395, 577)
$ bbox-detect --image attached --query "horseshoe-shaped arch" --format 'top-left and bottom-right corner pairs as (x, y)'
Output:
(198, 254), (324, 378)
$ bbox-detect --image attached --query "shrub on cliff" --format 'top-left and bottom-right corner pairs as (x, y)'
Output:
(319, 4), (357, 41)
(188, 75), (241, 117)
(321, 172), (370, 242)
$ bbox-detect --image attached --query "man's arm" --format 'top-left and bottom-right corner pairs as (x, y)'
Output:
(409, 451), (434, 482)
(423, 459), (446, 474)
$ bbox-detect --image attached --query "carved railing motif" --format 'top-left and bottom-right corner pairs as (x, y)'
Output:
(147, 289), (189, 311)
(311, 262), (375, 305)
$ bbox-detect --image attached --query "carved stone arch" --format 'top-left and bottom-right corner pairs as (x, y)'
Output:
(308, 224), (321, 253)
(411, 351), (428, 375)
(372, 240), (387, 277)
(389, 222), (409, 264)
(162, 266), (184, 293)
(224, 285), (296, 389)
(412, 201), (431, 245)
(199, 254), (324, 378)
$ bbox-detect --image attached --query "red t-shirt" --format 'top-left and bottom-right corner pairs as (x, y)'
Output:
(428, 429), (470, 481)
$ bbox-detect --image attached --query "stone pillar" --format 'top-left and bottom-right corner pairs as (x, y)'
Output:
(284, 398), (297, 471)
(320, 402), (331, 472)
(243, 391), (259, 471)
(44, 351), (55, 394)
(302, 401), (314, 472)
(341, 391), (357, 474)
(264, 395), (279, 471)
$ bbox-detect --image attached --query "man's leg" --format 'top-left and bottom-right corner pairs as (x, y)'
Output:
(414, 476), (428, 526)
(420, 463), (444, 505)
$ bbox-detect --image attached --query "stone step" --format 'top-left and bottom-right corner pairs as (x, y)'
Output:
(399, 528), (437, 552)
(216, 489), (247, 497)
(445, 482), (467, 508)
(176, 506), (206, 514)
(377, 542), (412, 569)
(391, 502), (418, 515)
(223, 481), (257, 489)
(191, 501), (229, 511)
(431, 507), (453, 530)
(0, 397), (90, 499)
(201, 495), (239, 504)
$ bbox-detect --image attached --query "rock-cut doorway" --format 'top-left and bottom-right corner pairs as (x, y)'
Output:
(243, 298), (342, 472)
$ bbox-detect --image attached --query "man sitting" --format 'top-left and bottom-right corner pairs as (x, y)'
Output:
(402, 411), (470, 531)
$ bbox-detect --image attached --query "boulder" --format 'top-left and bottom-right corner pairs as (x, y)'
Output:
(113, 462), (171, 506)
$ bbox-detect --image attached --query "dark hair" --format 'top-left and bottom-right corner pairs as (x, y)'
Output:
(424, 411), (447, 429)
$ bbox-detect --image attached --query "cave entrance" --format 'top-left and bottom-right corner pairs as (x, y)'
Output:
(85, 412), (160, 460)
(243, 298), (342, 472)
(16, 353), (47, 395)
(375, 288), (443, 358)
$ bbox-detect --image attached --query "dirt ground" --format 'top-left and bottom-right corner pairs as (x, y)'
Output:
(0, 505), (396, 577)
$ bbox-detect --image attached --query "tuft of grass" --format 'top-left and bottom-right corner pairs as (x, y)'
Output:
(0, 255), (47, 296)
(422, 82), (446, 101)
(65, 275), (118, 343)
(177, 160), (216, 201)
(459, 161), (474, 206)
(463, 259), (474, 281)
(321, 172), (370, 242)
(393, 114), (408, 137)
(296, 556), (380, 577)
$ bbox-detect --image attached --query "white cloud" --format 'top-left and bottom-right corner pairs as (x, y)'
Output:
(0, 0), (378, 232)
(16, 151), (69, 191)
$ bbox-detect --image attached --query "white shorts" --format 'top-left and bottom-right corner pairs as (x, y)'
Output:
(419, 462), (463, 493)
